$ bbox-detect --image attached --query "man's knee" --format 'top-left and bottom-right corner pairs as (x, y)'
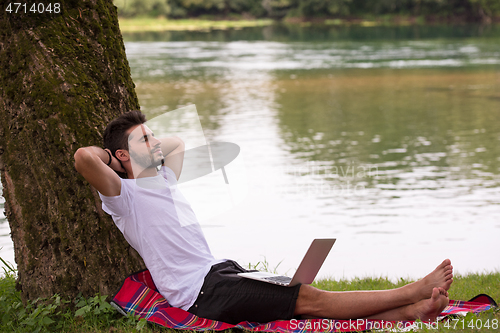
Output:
(294, 284), (325, 316)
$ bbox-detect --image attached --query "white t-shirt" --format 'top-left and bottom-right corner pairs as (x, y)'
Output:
(99, 166), (220, 310)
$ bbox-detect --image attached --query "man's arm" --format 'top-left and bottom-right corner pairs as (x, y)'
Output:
(74, 146), (123, 197)
(160, 136), (185, 180)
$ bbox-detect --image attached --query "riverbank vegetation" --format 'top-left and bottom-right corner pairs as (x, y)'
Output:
(1, 256), (499, 332)
(113, 0), (500, 24)
(118, 17), (274, 32)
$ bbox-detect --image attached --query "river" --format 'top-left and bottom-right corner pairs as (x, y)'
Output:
(1, 24), (499, 281)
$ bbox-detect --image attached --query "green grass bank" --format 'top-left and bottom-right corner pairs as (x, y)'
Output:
(116, 15), (497, 33)
(1, 258), (498, 332)
(117, 17), (274, 32)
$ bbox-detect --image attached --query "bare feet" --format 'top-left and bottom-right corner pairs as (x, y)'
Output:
(422, 259), (453, 293)
(407, 259), (453, 302)
(411, 287), (449, 322)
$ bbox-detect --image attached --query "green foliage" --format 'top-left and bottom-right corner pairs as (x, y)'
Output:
(287, 0), (352, 18)
(113, 0), (500, 20)
(0, 257), (20, 330)
(168, 0), (266, 18)
(331, 0), (500, 18)
(0, 256), (146, 333)
(114, 0), (172, 17)
(228, 0), (267, 17)
(262, 0), (294, 18)
(3, 294), (67, 332)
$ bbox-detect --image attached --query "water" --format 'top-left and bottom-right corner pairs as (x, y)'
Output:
(0, 183), (14, 271)
(1, 24), (499, 281)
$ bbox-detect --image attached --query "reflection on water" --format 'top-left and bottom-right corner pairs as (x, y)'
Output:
(124, 40), (500, 76)
(1, 25), (499, 279)
(123, 24), (500, 42)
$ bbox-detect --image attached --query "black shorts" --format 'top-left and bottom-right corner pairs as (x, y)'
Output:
(187, 260), (301, 324)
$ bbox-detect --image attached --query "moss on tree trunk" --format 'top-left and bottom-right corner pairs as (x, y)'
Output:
(0, 0), (145, 302)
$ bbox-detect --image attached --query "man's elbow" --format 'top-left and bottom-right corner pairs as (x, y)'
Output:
(176, 136), (185, 150)
(170, 136), (185, 152)
(74, 148), (90, 173)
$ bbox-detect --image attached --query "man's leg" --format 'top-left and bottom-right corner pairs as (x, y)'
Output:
(362, 287), (449, 322)
(294, 259), (453, 321)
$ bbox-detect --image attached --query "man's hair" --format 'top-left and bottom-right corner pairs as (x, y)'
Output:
(103, 110), (147, 156)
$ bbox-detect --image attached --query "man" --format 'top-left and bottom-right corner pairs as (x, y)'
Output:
(74, 110), (453, 324)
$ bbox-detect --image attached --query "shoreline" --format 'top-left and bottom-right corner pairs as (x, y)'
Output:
(117, 17), (274, 32)
(118, 15), (500, 33)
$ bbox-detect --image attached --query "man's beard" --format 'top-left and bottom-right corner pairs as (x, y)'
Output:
(130, 150), (163, 169)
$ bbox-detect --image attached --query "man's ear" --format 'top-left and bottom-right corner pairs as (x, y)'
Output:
(115, 149), (130, 162)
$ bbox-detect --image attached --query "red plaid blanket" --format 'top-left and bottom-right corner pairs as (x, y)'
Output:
(111, 270), (496, 332)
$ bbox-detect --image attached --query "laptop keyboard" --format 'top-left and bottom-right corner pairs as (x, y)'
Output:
(262, 275), (292, 285)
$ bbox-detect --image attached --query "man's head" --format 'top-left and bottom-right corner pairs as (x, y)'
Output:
(127, 123), (164, 170)
(104, 110), (164, 178)
(103, 110), (147, 157)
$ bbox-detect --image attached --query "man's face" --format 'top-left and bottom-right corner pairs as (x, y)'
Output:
(127, 124), (164, 170)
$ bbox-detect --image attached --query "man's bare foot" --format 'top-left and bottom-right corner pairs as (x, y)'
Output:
(407, 259), (453, 302)
(411, 287), (449, 322)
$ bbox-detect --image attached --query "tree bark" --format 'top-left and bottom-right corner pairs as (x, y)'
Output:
(0, 0), (145, 302)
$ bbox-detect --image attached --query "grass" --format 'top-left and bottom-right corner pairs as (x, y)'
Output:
(116, 14), (488, 33)
(117, 17), (274, 32)
(313, 272), (500, 332)
(0, 257), (148, 332)
(314, 271), (500, 303)
(116, 16), (410, 33)
(1, 256), (498, 332)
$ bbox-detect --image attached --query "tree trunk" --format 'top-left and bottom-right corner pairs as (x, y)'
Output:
(0, 0), (145, 302)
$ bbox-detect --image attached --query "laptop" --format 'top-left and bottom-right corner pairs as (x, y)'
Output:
(237, 238), (336, 287)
